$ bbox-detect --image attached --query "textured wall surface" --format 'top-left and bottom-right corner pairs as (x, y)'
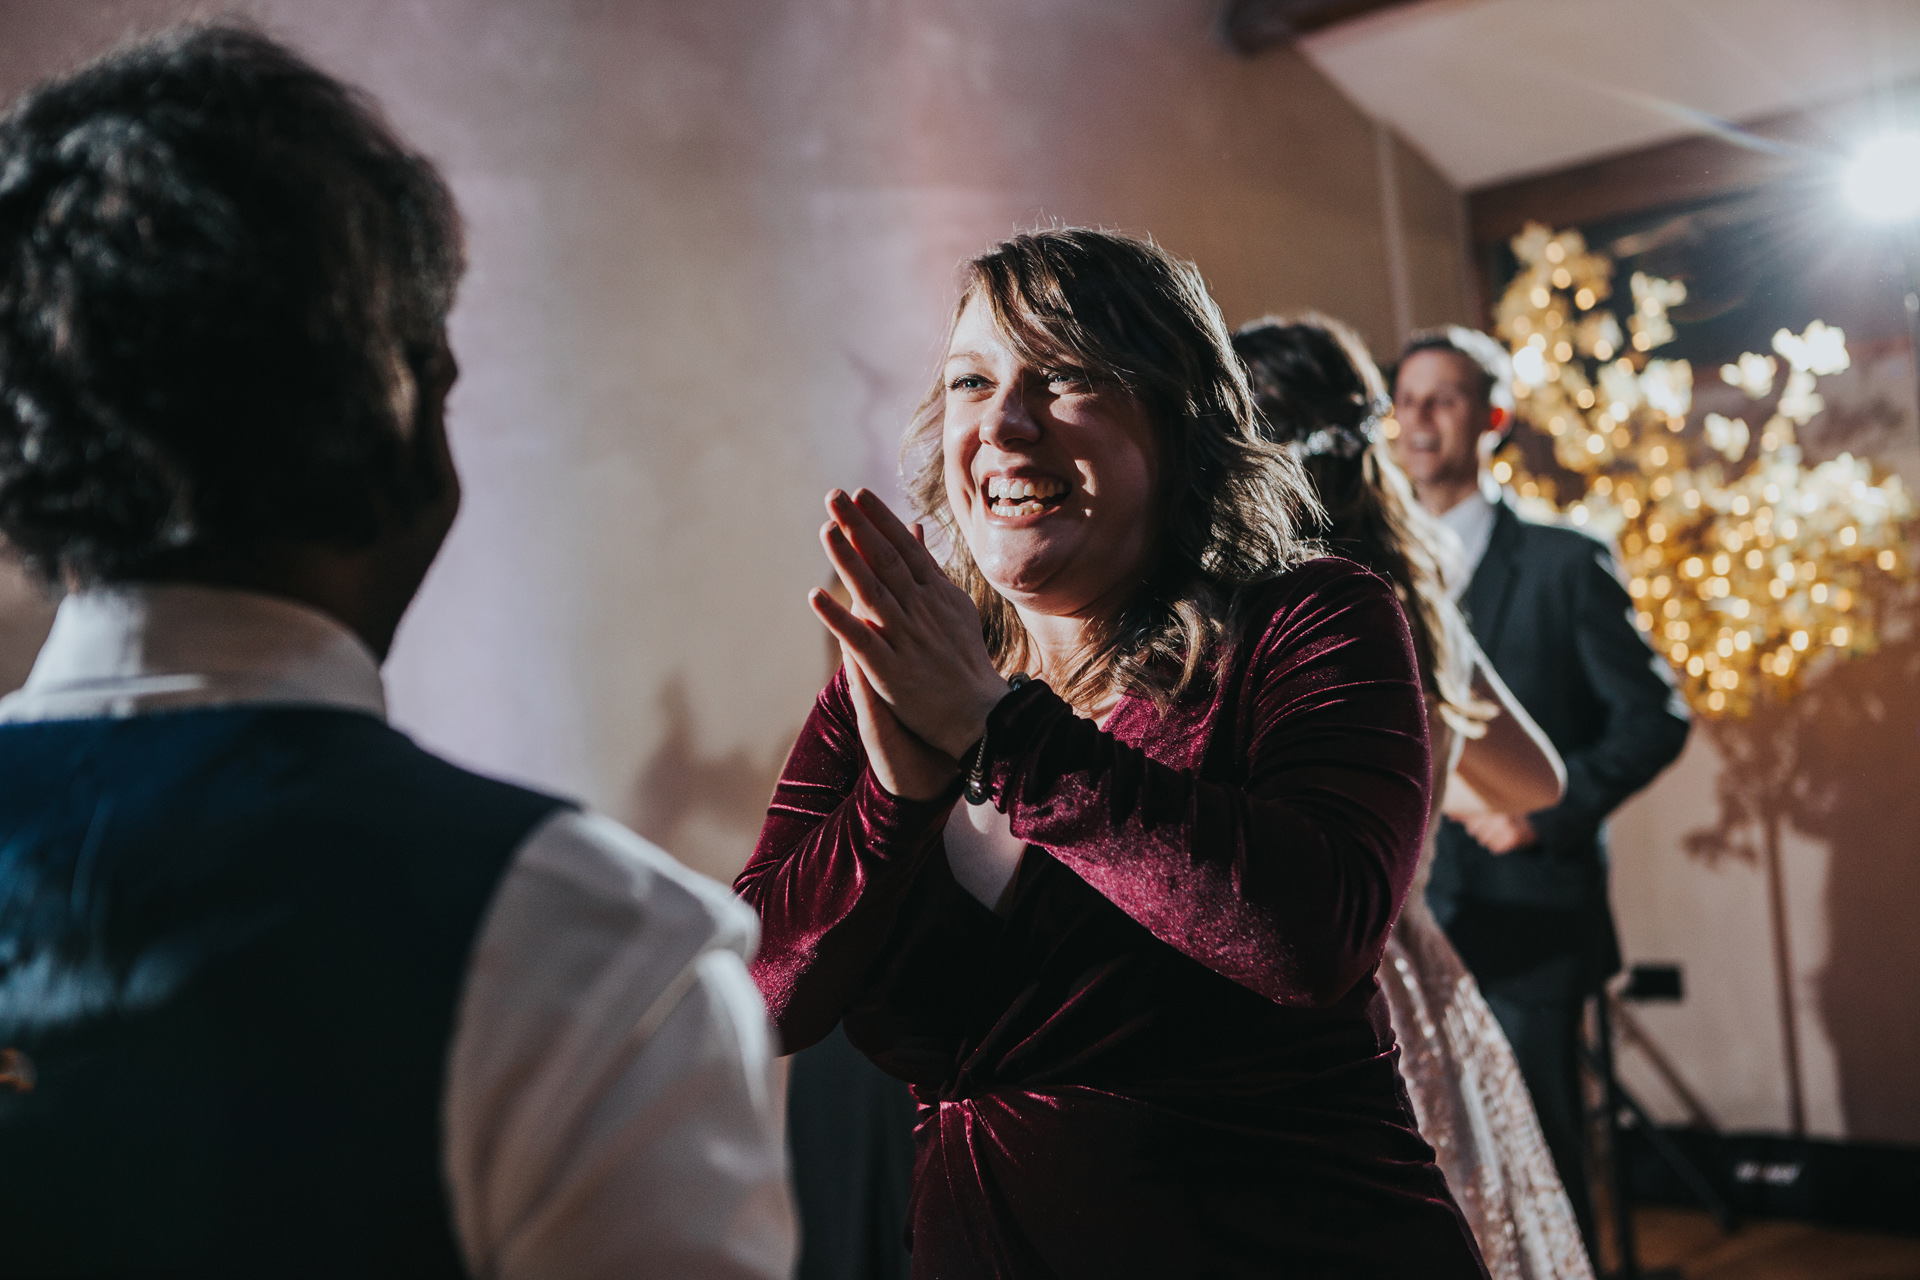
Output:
(0, 0), (1467, 880)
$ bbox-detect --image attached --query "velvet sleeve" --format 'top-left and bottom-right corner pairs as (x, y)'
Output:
(733, 669), (960, 1051)
(977, 563), (1431, 1008)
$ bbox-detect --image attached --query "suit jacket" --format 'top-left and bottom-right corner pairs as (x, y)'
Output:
(1428, 498), (1691, 996)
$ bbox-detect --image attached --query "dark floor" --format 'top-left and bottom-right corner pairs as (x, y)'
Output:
(1619, 1208), (1920, 1279)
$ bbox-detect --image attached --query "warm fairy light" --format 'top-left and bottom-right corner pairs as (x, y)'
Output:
(1490, 221), (1917, 716)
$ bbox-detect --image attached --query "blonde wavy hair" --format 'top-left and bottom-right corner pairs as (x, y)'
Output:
(902, 228), (1322, 711)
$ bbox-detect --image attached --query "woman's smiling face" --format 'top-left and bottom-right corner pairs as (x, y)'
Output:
(941, 295), (1160, 621)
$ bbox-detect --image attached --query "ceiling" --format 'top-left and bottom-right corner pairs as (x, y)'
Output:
(1295, 0), (1920, 190)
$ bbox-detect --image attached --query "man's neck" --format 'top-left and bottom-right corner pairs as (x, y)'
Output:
(1417, 471), (1487, 519)
(104, 546), (414, 663)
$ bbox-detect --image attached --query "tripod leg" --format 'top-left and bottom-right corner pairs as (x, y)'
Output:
(1608, 1076), (1740, 1233)
(1594, 993), (1639, 1279)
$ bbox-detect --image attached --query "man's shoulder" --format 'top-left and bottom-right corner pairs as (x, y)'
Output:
(244, 709), (578, 843)
(1503, 504), (1617, 571)
(0, 707), (576, 870)
(512, 810), (759, 962)
(363, 720), (573, 812)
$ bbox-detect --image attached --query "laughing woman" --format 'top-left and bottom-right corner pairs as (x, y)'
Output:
(736, 229), (1488, 1279)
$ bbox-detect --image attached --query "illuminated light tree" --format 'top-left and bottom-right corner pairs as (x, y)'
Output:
(1487, 223), (1915, 718)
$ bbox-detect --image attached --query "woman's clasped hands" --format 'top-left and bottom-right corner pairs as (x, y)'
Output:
(809, 488), (1011, 802)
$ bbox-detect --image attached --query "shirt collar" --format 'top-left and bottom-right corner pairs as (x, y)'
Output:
(1433, 473), (1503, 597)
(0, 584), (386, 724)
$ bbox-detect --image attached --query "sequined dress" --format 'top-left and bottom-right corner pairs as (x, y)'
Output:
(1382, 620), (1596, 1280)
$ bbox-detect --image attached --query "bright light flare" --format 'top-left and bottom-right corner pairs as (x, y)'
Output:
(1843, 131), (1920, 223)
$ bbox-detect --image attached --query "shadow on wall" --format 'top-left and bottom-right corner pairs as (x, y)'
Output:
(630, 598), (844, 881)
(629, 674), (790, 883)
(1682, 586), (1920, 1144)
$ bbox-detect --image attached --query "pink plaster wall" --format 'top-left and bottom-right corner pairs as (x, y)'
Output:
(0, 0), (1468, 877)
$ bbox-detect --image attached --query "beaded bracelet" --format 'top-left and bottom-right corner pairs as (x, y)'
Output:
(963, 672), (1030, 805)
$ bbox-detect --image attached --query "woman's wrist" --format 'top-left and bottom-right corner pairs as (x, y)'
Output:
(960, 673), (1030, 804)
(935, 674), (1014, 760)
(864, 754), (959, 806)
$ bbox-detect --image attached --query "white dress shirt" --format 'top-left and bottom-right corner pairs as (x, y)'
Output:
(1434, 473), (1504, 600)
(0, 585), (796, 1280)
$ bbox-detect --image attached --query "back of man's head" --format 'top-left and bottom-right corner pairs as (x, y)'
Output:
(0, 23), (463, 587)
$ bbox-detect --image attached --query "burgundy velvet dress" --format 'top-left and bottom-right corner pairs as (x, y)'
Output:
(737, 559), (1488, 1279)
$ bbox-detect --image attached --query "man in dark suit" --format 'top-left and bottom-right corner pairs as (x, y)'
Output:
(1394, 328), (1691, 1255)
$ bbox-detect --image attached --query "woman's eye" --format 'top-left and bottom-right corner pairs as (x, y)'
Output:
(1045, 369), (1089, 389)
(948, 374), (989, 391)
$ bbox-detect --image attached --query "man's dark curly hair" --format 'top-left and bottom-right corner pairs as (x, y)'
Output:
(0, 22), (464, 584)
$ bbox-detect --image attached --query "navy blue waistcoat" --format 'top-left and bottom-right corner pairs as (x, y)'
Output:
(0, 707), (569, 1279)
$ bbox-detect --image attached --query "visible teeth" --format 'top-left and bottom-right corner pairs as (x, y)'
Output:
(985, 476), (1066, 501)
